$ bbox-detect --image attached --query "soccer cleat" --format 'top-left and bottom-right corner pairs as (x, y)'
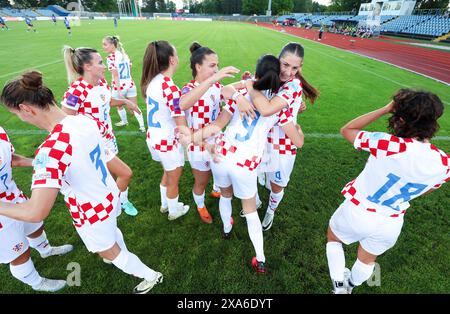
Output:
(168, 203), (190, 221)
(115, 121), (128, 127)
(262, 211), (274, 232)
(139, 126), (146, 133)
(133, 272), (163, 294)
(197, 206), (213, 224)
(222, 228), (233, 240)
(32, 278), (67, 292)
(344, 268), (355, 294)
(122, 201), (138, 216)
(103, 258), (113, 265)
(332, 280), (348, 294)
(251, 256), (266, 274)
(210, 189), (221, 198)
(160, 202), (183, 214)
(40, 244), (74, 259)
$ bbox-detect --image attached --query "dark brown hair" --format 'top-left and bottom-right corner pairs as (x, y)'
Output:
(1, 71), (56, 110)
(388, 89), (444, 140)
(189, 42), (216, 78)
(141, 40), (175, 97)
(279, 42), (319, 104)
(253, 54), (281, 93)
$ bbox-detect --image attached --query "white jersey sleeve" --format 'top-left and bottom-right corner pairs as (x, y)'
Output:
(61, 79), (90, 112)
(31, 124), (73, 190)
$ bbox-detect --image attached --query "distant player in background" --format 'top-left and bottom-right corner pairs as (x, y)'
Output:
(114, 16), (118, 28)
(25, 17), (36, 33)
(64, 17), (72, 35)
(52, 14), (56, 26)
(0, 125), (73, 292)
(179, 42), (239, 224)
(0, 16), (9, 30)
(326, 89), (448, 294)
(103, 36), (146, 132)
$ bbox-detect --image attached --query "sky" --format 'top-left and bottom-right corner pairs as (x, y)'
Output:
(172, 0), (332, 10)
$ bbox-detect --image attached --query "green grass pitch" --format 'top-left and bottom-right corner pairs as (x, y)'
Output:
(0, 20), (449, 294)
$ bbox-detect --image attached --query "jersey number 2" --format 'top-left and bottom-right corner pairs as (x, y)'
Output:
(147, 97), (161, 128)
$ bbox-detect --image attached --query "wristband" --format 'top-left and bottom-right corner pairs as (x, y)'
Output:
(231, 91), (240, 102)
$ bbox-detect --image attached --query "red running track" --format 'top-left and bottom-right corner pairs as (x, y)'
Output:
(260, 23), (450, 85)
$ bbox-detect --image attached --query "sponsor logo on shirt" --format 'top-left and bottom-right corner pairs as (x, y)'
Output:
(66, 94), (79, 107)
(33, 152), (49, 170)
(287, 81), (300, 93)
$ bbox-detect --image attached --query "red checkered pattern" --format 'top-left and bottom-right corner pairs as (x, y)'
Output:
(223, 99), (236, 114)
(153, 139), (178, 152)
(341, 180), (360, 206)
(430, 144), (450, 189)
(190, 99), (211, 128)
(236, 155), (262, 171)
(65, 192), (116, 228)
(106, 52), (116, 71)
(365, 208), (406, 218)
(267, 104), (297, 155)
(32, 124), (72, 188)
(162, 77), (183, 117)
(277, 78), (302, 107)
(63, 78), (92, 110)
(355, 131), (412, 158)
(0, 127), (14, 154)
(215, 133), (237, 157)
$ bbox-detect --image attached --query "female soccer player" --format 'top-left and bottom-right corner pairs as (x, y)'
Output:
(0, 16), (9, 30)
(326, 89), (448, 294)
(62, 46), (140, 216)
(183, 55), (305, 273)
(102, 36), (146, 132)
(140, 40), (190, 220)
(0, 71), (163, 294)
(25, 16), (36, 33)
(236, 43), (318, 232)
(179, 42), (238, 224)
(64, 17), (71, 36)
(0, 126), (72, 292)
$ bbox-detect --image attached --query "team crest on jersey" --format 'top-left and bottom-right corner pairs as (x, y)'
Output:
(100, 94), (106, 102)
(173, 98), (181, 111)
(12, 242), (24, 253)
(181, 86), (190, 95)
(210, 94), (216, 103)
(33, 152), (50, 170)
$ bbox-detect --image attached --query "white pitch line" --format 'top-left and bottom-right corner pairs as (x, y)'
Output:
(6, 129), (450, 141)
(0, 60), (64, 79)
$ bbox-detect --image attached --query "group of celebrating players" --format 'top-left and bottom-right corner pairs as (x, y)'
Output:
(0, 35), (447, 294)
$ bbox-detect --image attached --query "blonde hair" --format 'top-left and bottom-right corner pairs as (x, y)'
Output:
(104, 35), (127, 61)
(62, 45), (97, 83)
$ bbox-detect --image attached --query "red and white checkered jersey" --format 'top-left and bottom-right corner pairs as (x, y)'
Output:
(0, 127), (28, 230)
(268, 78), (303, 155)
(61, 78), (114, 135)
(145, 74), (184, 152)
(31, 115), (120, 228)
(181, 80), (222, 152)
(106, 50), (135, 91)
(342, 131), (449, 216)
(217, 89), (293, 171)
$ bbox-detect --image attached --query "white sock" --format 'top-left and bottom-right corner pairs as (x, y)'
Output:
(268, 189), (284, 213)
(167, 195), (179, 216)
(120, 188), (129, 205)
(219, 196), (232, 233)
(160, 185), (168, 208)
(326, 242), (346, 282)
(213, 183), (219, 192)
(10, 258), (43, 288)
(118, 108), (128, 123)
(245, 212), (265, 263)
(350, 258), (375, 286)
(256, 192), (261, 206)
(112, 249), (158, 282)
(193, 191), (205, 208)
(134, 110), (145, 129)
(27, 230), (52, 256)
(115, 228), (128, 252)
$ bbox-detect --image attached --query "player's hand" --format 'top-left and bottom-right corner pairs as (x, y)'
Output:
(205, 143), (222, 163)
(178, 132), (192, 147)
(211, 66), (240, 83)
(241, 71), (252, 80)
(383, 100), (395, 114)
(299, 102), (307, 113)
(125, 100), (140, 114)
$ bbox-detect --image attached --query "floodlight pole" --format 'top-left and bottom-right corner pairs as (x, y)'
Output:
(267, 0), (272, 16)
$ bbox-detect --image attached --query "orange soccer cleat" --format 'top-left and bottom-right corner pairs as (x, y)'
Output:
(197, 206), (213, 224)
